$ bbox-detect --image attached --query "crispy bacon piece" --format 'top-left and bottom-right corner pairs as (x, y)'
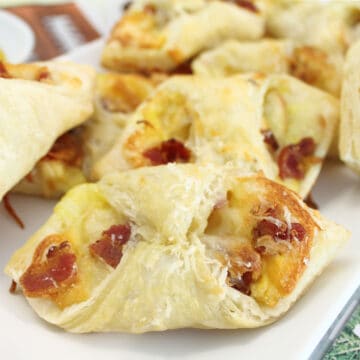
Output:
(298, 137), (316, 156)
(278, 137), (316, 180)
(172, 60), (193, 75)
(37, 69), (50, 82)
(143, 138), (191, 165)
(254, 219), (306, 242)
(289, 223), (307, 241)
(90, 224), (131, 268)
(226, 244), (262, 295)
(253, 217), (307, 256)
(42, 130), (83, 167)
(278, 147), (303, 179)
(254, 219), (288, 241)
(261, 129), (279, 152)
(227, 0), (259, 13)
(252, 204), (308, 256)
(3, 194), (25, 229)
(0, 61), (11, 78)
(228, 271), (253, 295)
(20, 235), (77, 298)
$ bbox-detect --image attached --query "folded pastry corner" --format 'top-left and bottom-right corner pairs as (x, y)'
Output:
(267, 1), (360, 57)
(94, 74), (338, 198)
(101, 0), (265, 73)
(192, 39), (342, 96)
(12, 129), (87, 198)
(84, 72), (166, 180)
(0, 60), (96, 201)
(340, 40), (360, 173)
(5, 164), (349, 332)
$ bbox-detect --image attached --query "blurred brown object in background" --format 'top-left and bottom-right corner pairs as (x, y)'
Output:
(5, 3), (100, 60)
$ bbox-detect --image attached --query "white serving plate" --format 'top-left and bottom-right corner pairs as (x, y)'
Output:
(0, 39), (359, 360)
(0, 10), (34, 62)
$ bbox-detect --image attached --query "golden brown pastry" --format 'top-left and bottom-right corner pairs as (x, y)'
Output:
(5, 164), (349, 332)
(102, 0), (265, 73)
(0, 61), (95, 201)
(94, 74), (339, 198)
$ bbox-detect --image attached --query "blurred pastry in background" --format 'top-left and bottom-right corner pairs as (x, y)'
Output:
(102, 0), (265, 73)
(0, 60), (95, 201)
(193, 39), (342, 96)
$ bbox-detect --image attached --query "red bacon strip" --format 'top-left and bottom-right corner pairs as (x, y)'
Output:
(253, 219), (306, 243)
(20, 237), (77, 297)
(278, 137), (316, 180)
(261, 129), (279, 152)
(90, 224), (131, 268)
(252, 216), (307, 256)
(143, 138), (191, 166)
(228, 271), (253, 295)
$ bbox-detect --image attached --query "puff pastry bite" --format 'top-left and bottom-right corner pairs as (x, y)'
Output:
(267, 1), (360, 57)
(101, 0), (265, 73)
(94, 74), (338, 198)
(5, 164), (348, 333)
(13, 72), (161, 198)
(340, 40), (360, 173)
(192, 39), (342, 96)
(0, 61), (95, 201)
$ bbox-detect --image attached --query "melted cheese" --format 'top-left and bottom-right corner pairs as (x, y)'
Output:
(203, 177), (315, 307)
